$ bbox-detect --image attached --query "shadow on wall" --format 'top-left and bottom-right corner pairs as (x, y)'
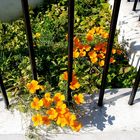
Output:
(0, 0), (43, 22)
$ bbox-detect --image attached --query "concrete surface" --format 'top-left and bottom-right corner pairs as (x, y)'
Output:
(0, 0), (43, 21)
(109, 0), (140, 70)
(0, 88), (140, 140)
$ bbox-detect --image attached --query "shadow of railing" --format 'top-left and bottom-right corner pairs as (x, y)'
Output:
(78, 88), (140, 131)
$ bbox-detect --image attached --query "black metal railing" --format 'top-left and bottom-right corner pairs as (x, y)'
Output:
(98, 0), (121, 106)
(0, 0), (140, 109)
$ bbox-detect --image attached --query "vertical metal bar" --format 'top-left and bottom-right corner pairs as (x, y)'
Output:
(133, 0), (138, 11)
(128, 66), (140, 105)
(0, 74), (9, 109)
(98, 0), (121, 106)
(67, 0), (74, 102)
(21, 0), (37, 80)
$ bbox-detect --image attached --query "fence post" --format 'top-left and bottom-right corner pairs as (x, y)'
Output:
(133, 0), (138, 11)
(128, 66), (140, 105)
(0, 74), (9, 109)
(98, 0), (121, 106)
(67, 0), (74, 102)
(21, 0), (37, 80)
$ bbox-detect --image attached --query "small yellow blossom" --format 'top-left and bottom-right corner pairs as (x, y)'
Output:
(73, 94), (84, 105)
(70, 121), (82, 132)
(26, 80), (40, 94)
(42, 116), (50, 126)
(46, 108), (58, 120)
(34, 33), (41, 39)
(53, 93), (65, 103)
(99, 60), (105, 67)
(31, 97), (43, 110)
(32, 114), (43, 126)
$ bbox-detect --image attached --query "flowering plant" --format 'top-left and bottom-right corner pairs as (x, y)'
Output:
(26, 80), (85, 132)
(59, 26), (123, 95)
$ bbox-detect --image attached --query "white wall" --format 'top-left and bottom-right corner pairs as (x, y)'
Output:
(0, 0), (43, 22)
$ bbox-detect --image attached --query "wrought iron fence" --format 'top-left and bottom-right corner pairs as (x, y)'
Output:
(0, 0), (140, 109)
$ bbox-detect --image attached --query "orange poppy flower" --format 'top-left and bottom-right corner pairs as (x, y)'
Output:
(26, 80), (40, 94)
(91, 57), (98, 64)
(32, 114), (43, 126)
(31, 97), (43, 110)
(73, 94), (84, 105)
(56, 116), (68, 127)
(56, 102), (67, 115)
(110, 57), (116, 63)
(86, 33), (93, 42)
(46, 108), (58, 120)
(53, 92), (65, 103)
(70, 121), (82, 132)
(84, 45), (91, 51)
(42, 116), (50, 126)
(73, 50), (80, 58)
(79, 50), (86, 57)
(70, 79), (80, 90)
(88, 50), (97, 58)
(63, 71), (68, 81)
(98, 53), (105, 59)
(112, 49), (116, 54)
(99, 60), (105, 67)
(116, 49), (122, 55)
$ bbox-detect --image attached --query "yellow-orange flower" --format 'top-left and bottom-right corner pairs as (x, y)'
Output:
(44, 92), (51, 98)
(39, 85), (45, 91)
(74, 37), (80, 47)
(102, 32), (109, 38)
(53, 92), (65, 103)
(32, 114), (43, 126)
(46, 108), (58, 120)
(117, 49), (122, 55)
(63, 71), (68, 81)
(70, 121), (82, 132)
(42, 97), (52, 108)
(31, 97), (43, 110)
(65, 112), (76, 126)
(73, 50), (79, 58)
(79, 50), (86, 57)
(26, 80), (40, 94)
(56, 116), (68, 127)
(99, 60), (105, 67)
(110, 57), (116, 63)
(73, 94), (84, 105)
(42, 116), (50, 126)
(88, 50), (97, 58)
(84, 45), (91, 51)
(56, 102), (67, 115)
(90, 57), (98, 64)
(34, 33), (41, 39)
(70, 79), (80, 90)
(98, 53), (105, 59)
(86, 33), (93, 42)
(112, 49), (116, 54)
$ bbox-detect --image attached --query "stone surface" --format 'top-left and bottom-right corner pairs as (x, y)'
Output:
(109, 0), (140, 70)
(1, 88), (140, 139)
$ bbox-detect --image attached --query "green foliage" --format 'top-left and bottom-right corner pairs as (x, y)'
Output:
(0, 0), (137, 102)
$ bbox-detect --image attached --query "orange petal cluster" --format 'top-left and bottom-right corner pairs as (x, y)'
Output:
(30, 90), (83, 132)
